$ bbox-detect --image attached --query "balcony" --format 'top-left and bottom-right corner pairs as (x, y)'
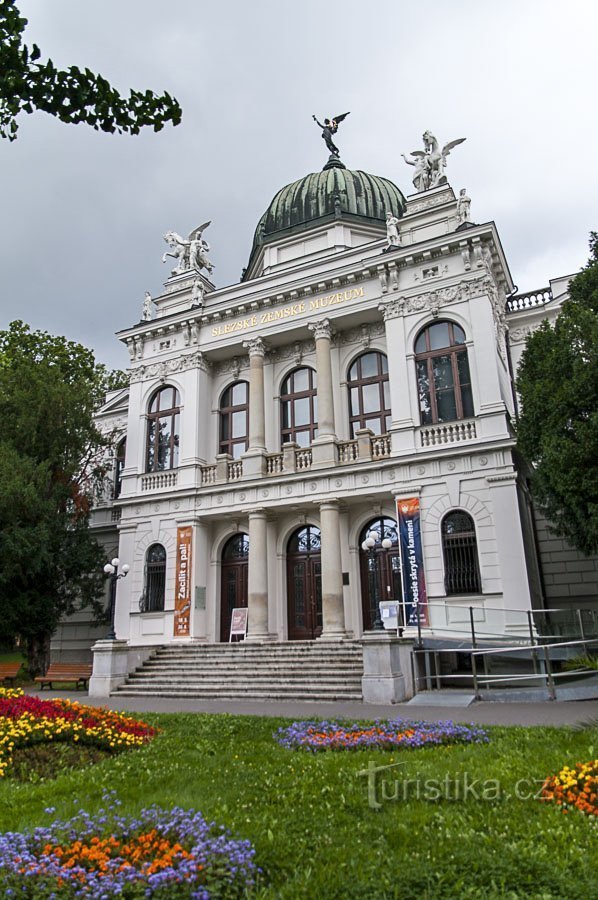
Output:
(419, 419), (477, 448)
(140, 471), (178, 491)
(201, 430), (392, 484)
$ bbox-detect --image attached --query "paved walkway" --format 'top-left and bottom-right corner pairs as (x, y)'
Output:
(28, 689), (598, 727)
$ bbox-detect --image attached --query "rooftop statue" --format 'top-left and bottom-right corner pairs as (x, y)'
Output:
(402, 131), (466, 192)
(162, 222), (214, 276)
(312, 112), (350, 158)
(385, 211), (401, 248)
(141, 291), (154, 321)
(457, 187), (472, 224)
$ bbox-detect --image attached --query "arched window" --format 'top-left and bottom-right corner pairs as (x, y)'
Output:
(280, 367), (318, 448)
(114, 437), (126, 499)
(347, 351), (390, 437)
(219, 381), (249, 459)
(415, 321), (473, 425)
(146, 386), (180, 472)
(441, 511), (481, 594)
(141, 543), (167, 612)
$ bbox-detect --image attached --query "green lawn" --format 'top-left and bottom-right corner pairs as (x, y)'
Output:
(0, 713), (596, 898)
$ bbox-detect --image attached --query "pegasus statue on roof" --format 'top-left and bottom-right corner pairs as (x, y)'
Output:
(402, 131), (466, 192)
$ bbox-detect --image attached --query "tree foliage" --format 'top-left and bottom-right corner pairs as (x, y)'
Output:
(0, 0), (181, 141)
(0, 322), (115, 674)
(516, 233), (598, 555)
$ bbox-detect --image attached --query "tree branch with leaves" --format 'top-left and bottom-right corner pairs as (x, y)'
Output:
(0, 0), (181, 140)
(516, 233), (598, 555)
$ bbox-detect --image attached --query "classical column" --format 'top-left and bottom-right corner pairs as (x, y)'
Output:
(246, 508), (269, 639)
(243, 337), (266, 451)
(319, 499), (346, 638)
(308, 318), (336, 439)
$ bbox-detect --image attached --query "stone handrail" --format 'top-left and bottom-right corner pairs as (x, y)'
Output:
(506, 288), (552, 312)
(200, 465), (217, 485)
(337, 440), (359, 463)
(266, 453), (283, 474)
(371, 435), (391, 458)
(419, 420), (477, 447)
(295, 448), (312, 470)
(228, 459), (243, 480)
(141, 471), (178, 491)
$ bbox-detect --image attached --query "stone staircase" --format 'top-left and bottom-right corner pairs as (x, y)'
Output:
(114, 641), (364, 701)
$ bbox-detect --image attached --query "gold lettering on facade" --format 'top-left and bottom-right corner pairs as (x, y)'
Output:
(211, 286), (365, 338)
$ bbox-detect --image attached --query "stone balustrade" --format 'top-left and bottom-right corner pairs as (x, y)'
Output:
(227, 459), (243, 481)
(140, 471), (178, 491)
(147, 424), (480, 495)
(419, 419), (477, 447)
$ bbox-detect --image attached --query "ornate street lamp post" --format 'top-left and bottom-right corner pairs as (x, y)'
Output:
(361, 530), (393, 631)
(103, 557), (129, 640)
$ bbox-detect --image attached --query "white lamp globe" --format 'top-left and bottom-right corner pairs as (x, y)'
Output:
(121, 564), (130, 574)
(382, 538), (392, 550)
(369, 531), (380, 543)
(365, 537), (375, 549)
(111, 557), (120, 568)
(103, 563), (114, 575)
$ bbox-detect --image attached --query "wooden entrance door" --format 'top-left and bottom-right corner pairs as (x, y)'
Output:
(287, 526), (322, 640)
(220, 533), (249, 642)
(359, 517), (401, 631)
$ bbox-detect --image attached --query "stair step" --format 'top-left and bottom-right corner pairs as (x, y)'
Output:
(114, 641), (364, 701)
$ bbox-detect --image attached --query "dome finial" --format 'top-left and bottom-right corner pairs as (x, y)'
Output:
(323, 154), (346, 171)
(312, 112), (351, 159)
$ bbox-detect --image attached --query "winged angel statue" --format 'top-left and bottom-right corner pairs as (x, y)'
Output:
(312, 111), (350, 157)
(402, 132), (466, 192)
(162, 222), (214, 276)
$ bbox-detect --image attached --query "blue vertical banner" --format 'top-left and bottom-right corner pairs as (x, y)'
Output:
(397, 497), (429, 626)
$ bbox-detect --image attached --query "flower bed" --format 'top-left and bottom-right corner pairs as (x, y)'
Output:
(542, 759), (598, 819)
(0, 802), (259, 897)
(276, 718), (489, 751)
(0, 687), (157, 777)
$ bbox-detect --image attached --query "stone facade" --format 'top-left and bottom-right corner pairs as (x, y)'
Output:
(54, 173), (598, 663)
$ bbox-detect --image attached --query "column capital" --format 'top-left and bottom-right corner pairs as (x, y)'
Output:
(243, 337), (267, 358)
(378, 297), (406, 321)
(308, 318), (335, 341)
(247, 507), (268, 519)
(318, 498), (340, 512)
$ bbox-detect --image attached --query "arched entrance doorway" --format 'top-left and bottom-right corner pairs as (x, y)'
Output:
(287, 525), (322, 640)
(220, 533), (249, 642)
(359, 517), (401, 631)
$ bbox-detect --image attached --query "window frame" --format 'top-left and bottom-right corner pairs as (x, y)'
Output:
(219, 381), (249, 459)
(347, 351), (390, 438)
(280, 366), (318, 448)
(141, 543), (167, 612)
(441, 510), (482, 595)
(145, 386), (181, 472)
(114, 436), (126, 499)
(414, 321), (473, 425)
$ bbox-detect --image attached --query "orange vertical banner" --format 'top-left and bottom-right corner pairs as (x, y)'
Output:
(174, 525), (192, 637)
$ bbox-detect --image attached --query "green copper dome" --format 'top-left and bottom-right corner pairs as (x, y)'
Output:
(243, 157), (406, 279)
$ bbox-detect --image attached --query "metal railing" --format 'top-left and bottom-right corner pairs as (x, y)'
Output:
(410, 601), (598, 699)
(412, 634), (598, 701)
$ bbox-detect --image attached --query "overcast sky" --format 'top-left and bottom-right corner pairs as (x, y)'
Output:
(1, 0), (596, 371)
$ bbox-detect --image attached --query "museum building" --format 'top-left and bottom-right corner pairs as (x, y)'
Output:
(56, 146), (598, 682)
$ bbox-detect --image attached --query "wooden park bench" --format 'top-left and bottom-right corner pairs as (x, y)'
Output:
(35, 663), (93, 691)
(0, 662), (22, 685)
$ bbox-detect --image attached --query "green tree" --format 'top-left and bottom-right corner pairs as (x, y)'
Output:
(0, 0), (181, 141)
(0, 321), (116, 675)
(516, 233), (598, 555)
